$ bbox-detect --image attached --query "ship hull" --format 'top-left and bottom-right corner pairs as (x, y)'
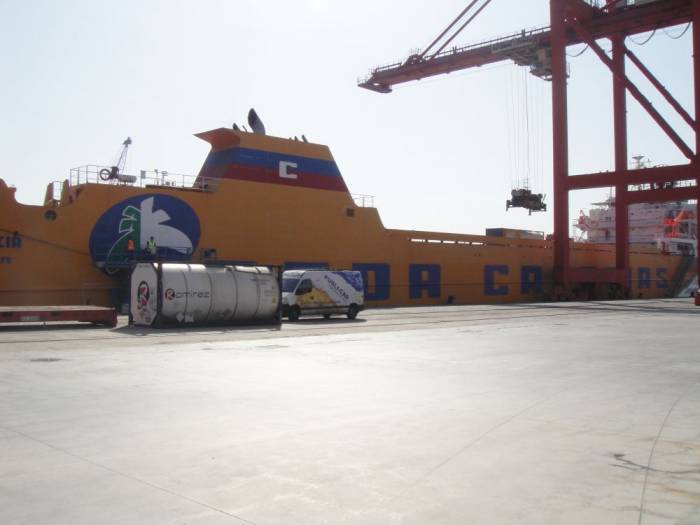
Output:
(1, 177), (693, 308)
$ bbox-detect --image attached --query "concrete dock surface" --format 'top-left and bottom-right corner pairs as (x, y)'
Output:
(1, 299), (699, 524)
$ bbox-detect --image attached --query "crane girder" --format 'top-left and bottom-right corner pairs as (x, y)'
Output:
(359, 0), (692, 93)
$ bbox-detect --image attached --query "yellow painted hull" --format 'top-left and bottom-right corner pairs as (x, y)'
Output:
(0, 128), (694, 307)
(0, 177), (690, 307)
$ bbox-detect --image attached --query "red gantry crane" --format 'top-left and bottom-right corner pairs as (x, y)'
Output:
(359, 0), (700, 298)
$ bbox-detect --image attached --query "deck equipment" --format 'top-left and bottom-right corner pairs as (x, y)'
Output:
(0, 306), (117, 327)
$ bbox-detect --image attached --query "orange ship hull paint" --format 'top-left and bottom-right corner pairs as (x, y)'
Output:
(0, 129), (694, 307)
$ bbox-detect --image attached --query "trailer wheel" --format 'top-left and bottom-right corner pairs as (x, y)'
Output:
(288, 306), (301, 322)
(347, 304), (359, 320)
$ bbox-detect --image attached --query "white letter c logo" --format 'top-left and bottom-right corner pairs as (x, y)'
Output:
(279, 161), (298, 180)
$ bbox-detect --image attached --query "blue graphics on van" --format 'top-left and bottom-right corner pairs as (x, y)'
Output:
(89, 194), (201, 269)
(334, 271), (364, 292)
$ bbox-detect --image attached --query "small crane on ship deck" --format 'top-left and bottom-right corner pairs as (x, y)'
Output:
(99, 137), (133, 182)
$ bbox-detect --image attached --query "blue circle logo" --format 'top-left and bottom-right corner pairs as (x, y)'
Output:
(89, 194), (201, 269)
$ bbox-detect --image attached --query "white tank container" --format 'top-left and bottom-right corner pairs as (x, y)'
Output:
(130, 263), (279, 326)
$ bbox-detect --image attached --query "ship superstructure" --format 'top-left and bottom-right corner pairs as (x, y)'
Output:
(575, 198), (697, 256)
(575, 156), (697, 257)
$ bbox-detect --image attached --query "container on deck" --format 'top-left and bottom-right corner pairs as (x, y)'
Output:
(130, 263), (280, 327)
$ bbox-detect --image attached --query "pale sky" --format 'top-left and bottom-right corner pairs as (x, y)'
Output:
(1, 0), (694, 236)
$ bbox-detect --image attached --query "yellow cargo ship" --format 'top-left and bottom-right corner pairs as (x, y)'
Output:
(1, 126), (695, 308)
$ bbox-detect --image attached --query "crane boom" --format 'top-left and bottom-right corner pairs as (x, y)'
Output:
(359, 0), (691, 93)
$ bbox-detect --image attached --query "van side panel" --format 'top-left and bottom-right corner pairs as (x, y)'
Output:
(285, 270), (364, 316)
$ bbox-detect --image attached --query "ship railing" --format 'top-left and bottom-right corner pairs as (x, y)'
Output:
(628, 178), (698, 193)
(69, 165), (216, 192)
(351, 193), (375, 208)
(91, 246), (196, 269)
(393, 229), (552, 250)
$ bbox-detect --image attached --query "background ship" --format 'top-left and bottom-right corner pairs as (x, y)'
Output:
(575, 196), (697, 298)
(575, 156), (697, 258)
(574, 156), (698, 297)
(575, 197), (697, 256)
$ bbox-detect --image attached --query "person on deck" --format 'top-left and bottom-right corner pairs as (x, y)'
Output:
(145, 236), (157, 259)
(126, 238), (135, 261)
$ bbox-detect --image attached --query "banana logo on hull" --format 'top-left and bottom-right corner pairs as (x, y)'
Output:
(89, 194), (201, 271)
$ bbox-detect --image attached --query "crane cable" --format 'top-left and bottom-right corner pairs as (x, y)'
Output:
(505, 67), (518, 190)
(506, 64), (548, 194)
(420, 0), (481, 59)
(504, 68), (515, 190)
(523, 69), (532, 190)
(506, 68), (546, 194)
(512, 67), (523, 189)
(663, 22), (691, 40)
(567, 44), (589, 58)
(421, 0), (495, 60)
(629, 28), (657, 46)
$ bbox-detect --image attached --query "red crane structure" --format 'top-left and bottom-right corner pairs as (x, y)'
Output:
(360, 0), (700, 297)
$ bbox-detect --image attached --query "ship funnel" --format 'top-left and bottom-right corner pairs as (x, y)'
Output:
(248, 108), (266, 135)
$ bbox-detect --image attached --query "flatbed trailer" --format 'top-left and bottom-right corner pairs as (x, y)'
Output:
(0, 306), (117, 327)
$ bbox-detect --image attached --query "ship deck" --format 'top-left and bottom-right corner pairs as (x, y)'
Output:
(1, 299), (699, 524)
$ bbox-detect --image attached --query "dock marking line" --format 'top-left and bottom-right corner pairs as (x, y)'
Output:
(638, 381), (700, 525)
(0, 423), (260, 525)
(387, 387), (566, 503)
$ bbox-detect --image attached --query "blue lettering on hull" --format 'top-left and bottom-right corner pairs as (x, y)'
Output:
(484, 265), (509, 296)
(638, 267), (651, 289)
(352, 263), (390, 301)
(342, 263), (670, 301)
(521, 266), (543, 293)
(656, 268), (668, 289)
(0, 233), (22, 249)
(409, 264), (441, 299)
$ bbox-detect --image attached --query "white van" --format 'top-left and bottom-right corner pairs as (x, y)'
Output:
(282, 270), (364, 321)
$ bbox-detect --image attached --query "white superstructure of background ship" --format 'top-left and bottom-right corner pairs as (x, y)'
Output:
(575, 157), (697, 297)
(575, 156), (697, 257)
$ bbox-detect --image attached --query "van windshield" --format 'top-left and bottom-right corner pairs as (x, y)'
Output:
(282, 278), (300, 293)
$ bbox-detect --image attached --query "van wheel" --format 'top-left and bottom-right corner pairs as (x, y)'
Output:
(347, 304), (359, 320)
(323, 314), (332, 319)
(288, 306), (301, 322)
